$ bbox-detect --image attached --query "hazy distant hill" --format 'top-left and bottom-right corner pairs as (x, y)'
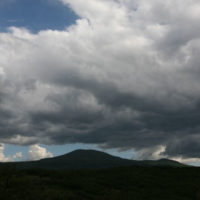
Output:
(5, 149), (186, 169)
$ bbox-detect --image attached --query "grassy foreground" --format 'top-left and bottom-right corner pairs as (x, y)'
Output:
(0, 165), (200, 200)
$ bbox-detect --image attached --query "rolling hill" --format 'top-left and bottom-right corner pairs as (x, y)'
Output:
(7, 149), (186, 169)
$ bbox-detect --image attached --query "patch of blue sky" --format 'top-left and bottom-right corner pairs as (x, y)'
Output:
(4, 143), (136, 161)
(0, 0), (78, 33)
(4, 144), (28, 161)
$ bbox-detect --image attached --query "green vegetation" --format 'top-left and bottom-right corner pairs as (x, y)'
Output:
(0, 165), (200, 200)
(0, 150), (194, 199)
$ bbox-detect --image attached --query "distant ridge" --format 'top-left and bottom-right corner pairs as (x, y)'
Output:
(1, 149), (186, 169)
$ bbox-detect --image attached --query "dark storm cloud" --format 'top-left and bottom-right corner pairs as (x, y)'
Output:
(1, 0), (200, 160)
(164, 136), (200, 158)
(27, 81), (200, 157)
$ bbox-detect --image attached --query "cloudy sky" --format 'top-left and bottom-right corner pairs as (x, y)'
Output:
(0, 0), (200, 164)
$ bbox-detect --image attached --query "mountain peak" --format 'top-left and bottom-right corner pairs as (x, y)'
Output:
(5, 149), (186, 169)
(68, 149), (106, 154)
(66, 149), (112, 157)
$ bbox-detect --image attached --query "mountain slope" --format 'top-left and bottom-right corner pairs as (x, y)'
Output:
(16, 149), (135, 169)
(8, 149), (186, 169)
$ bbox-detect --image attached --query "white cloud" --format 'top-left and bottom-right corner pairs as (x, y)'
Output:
(13, 152), (23, 159)
(137, 145), (200, 165)
(0, 144), (11, 162)
(137, 145), (166, 160)
(28, 145), (53, 161)
(1, 0), (200, 160)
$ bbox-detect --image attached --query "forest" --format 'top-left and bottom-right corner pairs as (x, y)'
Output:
(0, 164), (200, 200)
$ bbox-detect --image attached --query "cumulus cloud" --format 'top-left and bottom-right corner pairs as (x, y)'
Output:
(137, 145), (200, 165)
(1, 0), (200, 160)
(28, 145), (53, 161)
(0, 144), (22, 162)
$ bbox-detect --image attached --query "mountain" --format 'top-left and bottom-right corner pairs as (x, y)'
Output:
(3, 149), (186, 169)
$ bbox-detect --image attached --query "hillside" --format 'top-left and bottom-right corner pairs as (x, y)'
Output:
(0, 164), (198, 200)
(0, 150), (193, 200)
(8, 149), (186, 169)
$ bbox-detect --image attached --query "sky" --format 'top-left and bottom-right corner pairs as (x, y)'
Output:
(0, 0), (77, 32)
(0, 0), (200, 165)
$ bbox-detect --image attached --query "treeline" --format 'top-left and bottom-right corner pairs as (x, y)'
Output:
(0, 164), (200, 199)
